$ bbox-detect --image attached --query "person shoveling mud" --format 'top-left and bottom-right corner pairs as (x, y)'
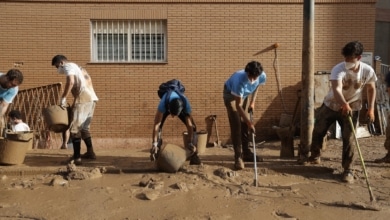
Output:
(223, 61), (267, 170)
(297, 41), (377, 184)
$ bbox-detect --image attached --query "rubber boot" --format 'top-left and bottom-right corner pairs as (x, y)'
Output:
(82, 137), (96, 160)
(70, 138), (82, 165)
(72, 138), (81, 159)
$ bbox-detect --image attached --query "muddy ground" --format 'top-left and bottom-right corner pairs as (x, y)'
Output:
(0, 135), (390, 220)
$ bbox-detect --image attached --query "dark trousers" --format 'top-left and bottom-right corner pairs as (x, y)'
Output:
(223, 89), (251, 159)
(311, 104), (358, 170)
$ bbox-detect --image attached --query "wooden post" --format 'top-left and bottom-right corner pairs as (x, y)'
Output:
(299, 0), (315, 157)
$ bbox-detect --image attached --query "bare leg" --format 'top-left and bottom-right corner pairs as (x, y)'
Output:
(60, 129), (70, 149)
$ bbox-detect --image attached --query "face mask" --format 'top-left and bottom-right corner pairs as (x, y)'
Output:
(57, 66), (64, 74)
(344, 61), (356, 70)
(248, 75), (258, 84)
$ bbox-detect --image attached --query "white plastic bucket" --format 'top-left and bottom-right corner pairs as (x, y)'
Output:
(182, 130), (208, 155)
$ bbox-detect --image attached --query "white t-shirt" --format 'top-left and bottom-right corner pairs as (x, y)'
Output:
(12, 122), (30, 132)
(60, 63), (98, 103)
(323, 61), (377, 111)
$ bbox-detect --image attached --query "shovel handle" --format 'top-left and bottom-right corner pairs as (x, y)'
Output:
(348, 116), (376, 202)
(249, 108), (258, 186)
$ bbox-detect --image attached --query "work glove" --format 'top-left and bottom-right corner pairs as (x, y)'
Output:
(366, 108), (375, 123)
(341, 103), (352, 116)
(150, 142), (159, 161)
(60, 98), (67, 107)
(186, 142), (196, 155)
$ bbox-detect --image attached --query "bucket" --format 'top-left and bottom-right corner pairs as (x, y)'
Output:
(5, 130), (34, 150)
(0, 131), (33, 165)
(156, 143), (191, 173)
(182, 130), (208, 155)
(42, 105), (69, 132)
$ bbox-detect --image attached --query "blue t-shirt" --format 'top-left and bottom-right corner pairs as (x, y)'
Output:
(224, 69), (266, 99)
(158, 91), (192, 114)
(0, 74), (18, 103)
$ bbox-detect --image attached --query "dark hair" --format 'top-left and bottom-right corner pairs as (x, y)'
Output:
(51, 55), (68, 66)
(168, 98), (184, 115)
(245, 61), (263, 77)
(6, 69), (24, 84)
(342, 41), (364, 57)
(8, 109), (22, 119)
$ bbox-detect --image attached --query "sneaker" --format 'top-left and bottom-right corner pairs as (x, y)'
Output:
(342, 170), (354, 183)
(297, 156), (321, 165)
(81, 152), (96, 160)
(189, 154), (202, 165)
(234, 158), (245, 170)
(242, 151), (263, 162)
(374, 154), (390, 163)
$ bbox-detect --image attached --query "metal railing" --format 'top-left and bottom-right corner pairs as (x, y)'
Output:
(375, 63), (390, 135)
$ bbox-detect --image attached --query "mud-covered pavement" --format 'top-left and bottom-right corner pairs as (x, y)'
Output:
(1, 136), (390, 220)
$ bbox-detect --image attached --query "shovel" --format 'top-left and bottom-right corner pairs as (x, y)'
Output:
(348, 116), (376, 202)
(249, 109), (258, 187)
(210, 115), (222, 147)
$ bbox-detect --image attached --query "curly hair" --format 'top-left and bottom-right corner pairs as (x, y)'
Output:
(342, 41), (364, 58)
(6, 69), (24, 84)
(245, 61), (263, 77)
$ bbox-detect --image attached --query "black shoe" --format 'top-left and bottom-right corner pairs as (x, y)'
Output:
(242, 151), (263, 162)
(81, 152), (96, 160)
(189, 154), (202, 165)
(374, 153), (390, 163)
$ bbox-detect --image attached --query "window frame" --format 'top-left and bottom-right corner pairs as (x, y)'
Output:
(90, 20), (167, 63)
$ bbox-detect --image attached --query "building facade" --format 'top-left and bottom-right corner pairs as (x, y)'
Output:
(375, 0), (390, 65)
(0, 0), (377, 147)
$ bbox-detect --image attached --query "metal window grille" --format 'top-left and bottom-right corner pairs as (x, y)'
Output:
(91, 20), (166, 63)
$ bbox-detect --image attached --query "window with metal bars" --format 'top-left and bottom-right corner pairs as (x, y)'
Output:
(91, 20), (167, 63)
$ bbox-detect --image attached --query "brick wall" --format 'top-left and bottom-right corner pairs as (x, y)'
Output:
(0, 0), (377, 146)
